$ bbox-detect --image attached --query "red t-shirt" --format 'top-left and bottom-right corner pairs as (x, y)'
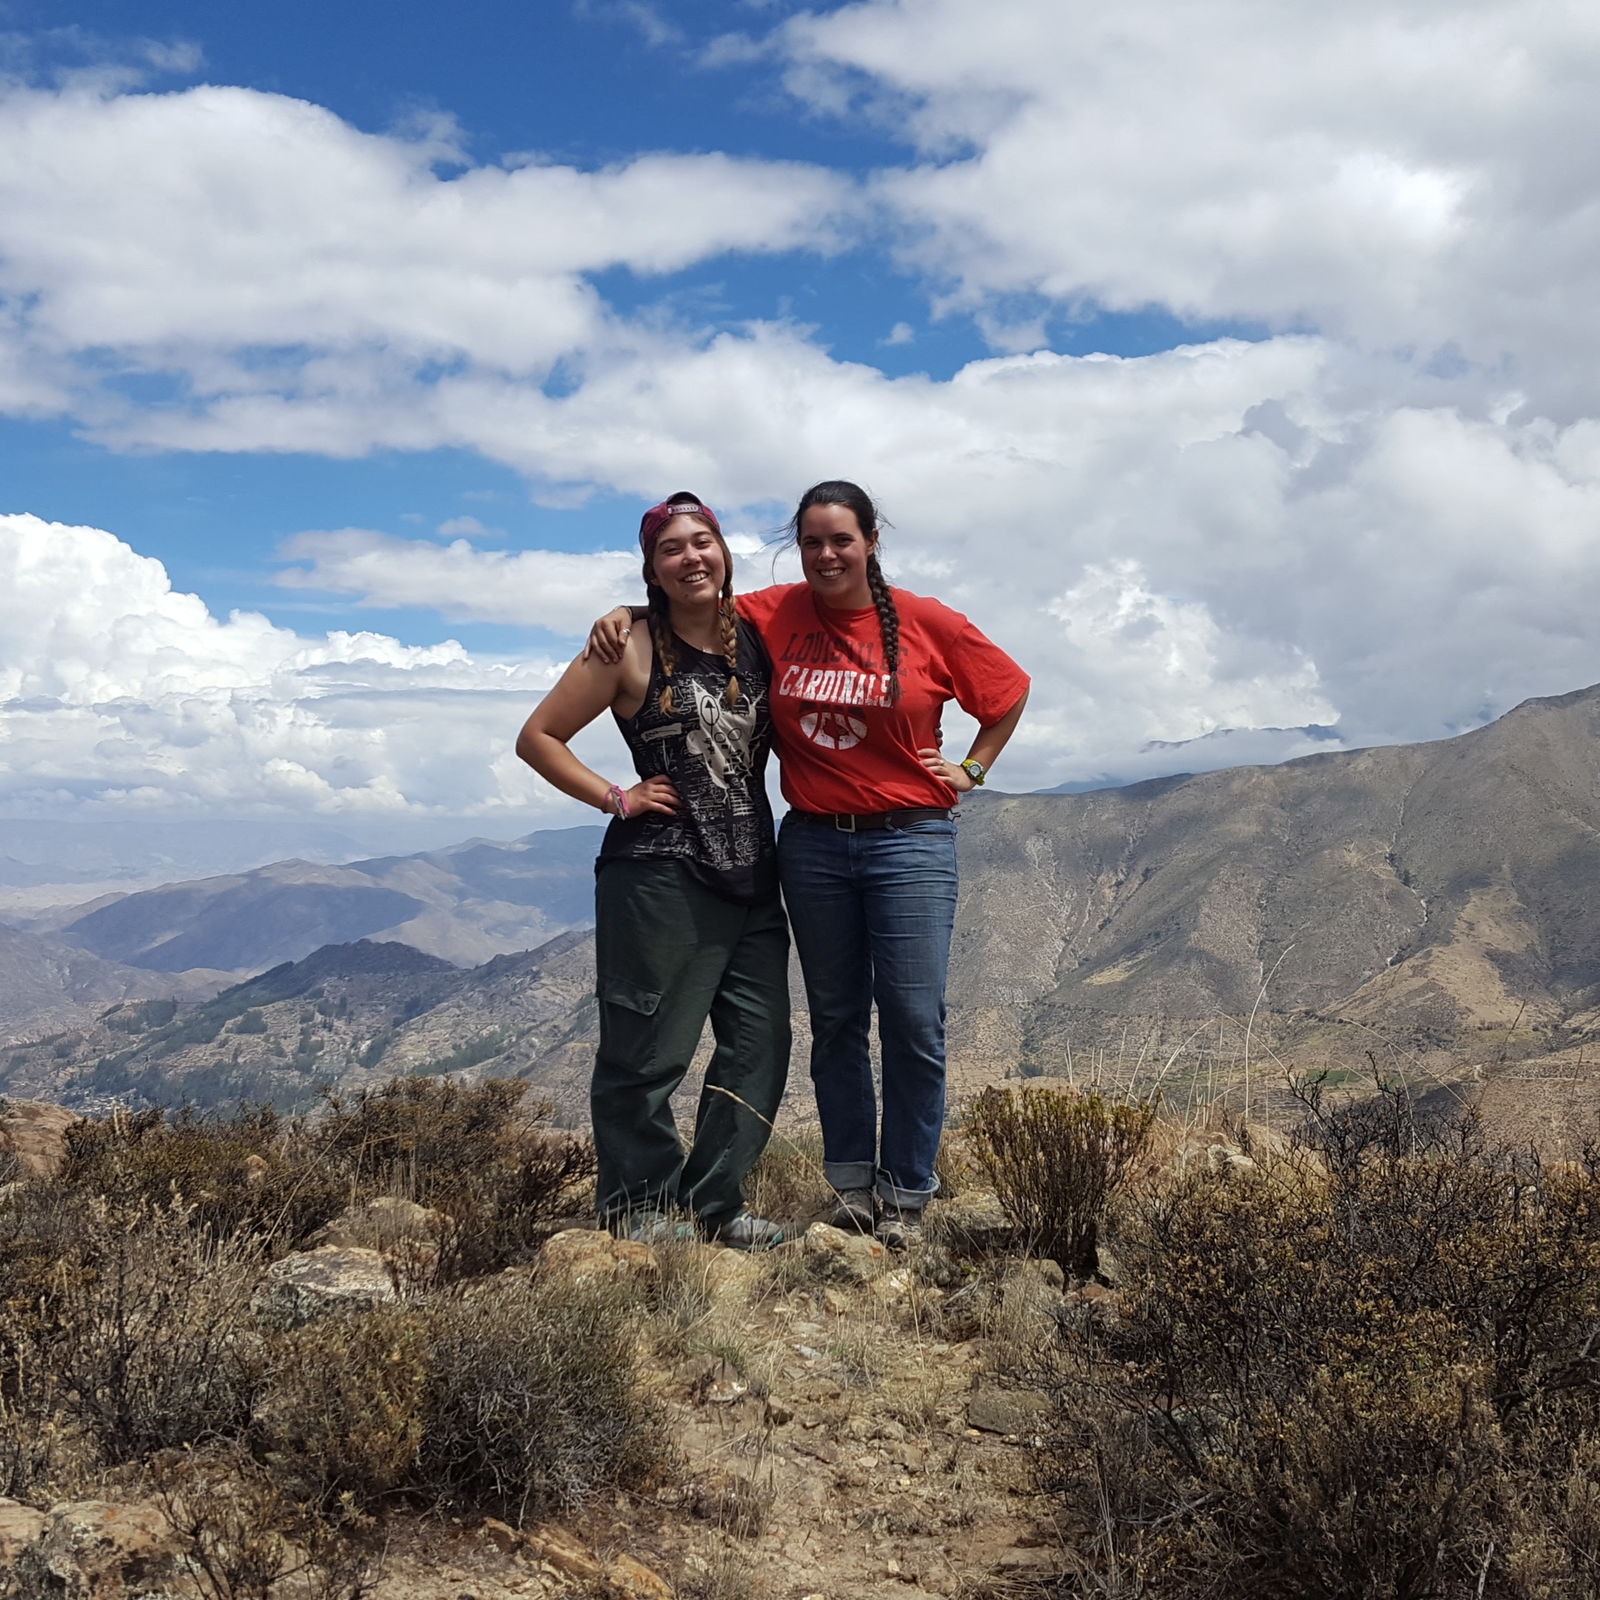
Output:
(735, 584), (1030, 814)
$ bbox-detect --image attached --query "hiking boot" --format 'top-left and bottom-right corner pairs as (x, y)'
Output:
(825, 1188), (878, 1233)
(706, 1209), (788, 1251)
(875, 1205), (925, 1251)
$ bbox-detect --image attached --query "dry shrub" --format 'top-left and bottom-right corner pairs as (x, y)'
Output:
(1038, 1089), (1600, 1599)
(933, 1123), (979, 1199)
(416, 1273), (667, 1524)
(0, 1395), (84, 1504)
(306, 1077), (595, 1282)
(50, 1077), (595, 1282)
(57, 1103), (346, 1248)
(964, 1086), (1155, 1277)
(149, 1445), (381, 1600)
(1, 1191), (263, 1467)
(254, 1309), (430, 1507)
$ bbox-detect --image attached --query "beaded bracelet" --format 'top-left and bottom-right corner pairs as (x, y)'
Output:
(604, 784), (631, 819)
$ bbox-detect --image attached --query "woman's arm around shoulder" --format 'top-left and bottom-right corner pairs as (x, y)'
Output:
(515, 634), (677, 818)
(582, 583), (797, 664)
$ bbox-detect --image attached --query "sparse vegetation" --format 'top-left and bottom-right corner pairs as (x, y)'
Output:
(417, 1024), (517, 1076)
(0, 1073), (661, 1594)
(964, 1084), (1155, 1277)
(1038, 1086), (1600, 1598)
(50, 1076), (595, 1276)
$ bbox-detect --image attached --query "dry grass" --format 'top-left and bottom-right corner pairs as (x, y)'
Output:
(745, 1130), (831, 1224)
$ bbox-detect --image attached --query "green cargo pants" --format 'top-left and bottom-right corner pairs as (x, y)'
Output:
(591, 857), (791, 1227)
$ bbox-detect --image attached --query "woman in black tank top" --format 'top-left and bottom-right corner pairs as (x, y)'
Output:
(516, 493), (790, 1251)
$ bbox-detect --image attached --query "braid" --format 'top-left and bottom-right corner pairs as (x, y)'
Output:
(718, 583), (741, 706)
(648, 593), (678, 714)
(865, 552), (901, 704)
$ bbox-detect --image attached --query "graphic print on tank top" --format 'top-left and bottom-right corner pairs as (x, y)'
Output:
(683, 675), (760, 800)
(601, 619), (776, 903)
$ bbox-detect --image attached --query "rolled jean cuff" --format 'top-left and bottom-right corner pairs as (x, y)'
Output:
(877, 1171), (940, 1209)
(824, 1160), (876, 1193)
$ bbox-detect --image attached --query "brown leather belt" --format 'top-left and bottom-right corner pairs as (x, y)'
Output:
(784, 807), (952, 833)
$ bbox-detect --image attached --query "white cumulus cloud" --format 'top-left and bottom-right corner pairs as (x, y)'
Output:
(276, 529), (644, 633)
(782, 0), (1600, 405)
(0, 80), (852, 445)
(0, 512), (588, 819)
(4, 10), (1600, 813)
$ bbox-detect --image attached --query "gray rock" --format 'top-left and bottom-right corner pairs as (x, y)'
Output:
(309, 1195), (447, 1253)
(929, 1190), (1017, 1255)
(1094, 1244), (1125, 1286)
(36, 1498), (181, 1597)
(1009, 1257), (1066, 1292)
(251, 1244), (397, 1330)
(0, 1497), (48, 1567)
(802, 1221), (890, 1281)
(966, 1386), (1052, 1436)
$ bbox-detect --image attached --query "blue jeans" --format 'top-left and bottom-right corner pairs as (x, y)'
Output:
(777, 814), (959, 1207)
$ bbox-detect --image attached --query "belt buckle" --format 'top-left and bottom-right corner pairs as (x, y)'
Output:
(833, 812), (857, 832)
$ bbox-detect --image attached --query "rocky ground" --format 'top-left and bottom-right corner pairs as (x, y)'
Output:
(0, 1092), (1132, 1600)
(353, 1222), (1070, 1600)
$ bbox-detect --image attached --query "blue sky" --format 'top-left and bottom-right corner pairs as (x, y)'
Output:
(3, 0), (1600, 868)
(0, 0), (1235, 632)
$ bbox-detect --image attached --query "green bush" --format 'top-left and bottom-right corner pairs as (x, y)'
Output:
(964, 1085), (1154, 1276)
(254, 1309), (430, 1506)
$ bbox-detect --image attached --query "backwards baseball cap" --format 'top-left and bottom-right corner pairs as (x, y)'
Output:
(639, 496), (721, 555)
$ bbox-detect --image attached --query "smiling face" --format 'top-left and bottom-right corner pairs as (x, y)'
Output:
(647, 513), (728, 610)
(798, 502), (877, 609)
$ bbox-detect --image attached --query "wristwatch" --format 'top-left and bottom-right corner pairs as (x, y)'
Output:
(959, 758), (987, 786)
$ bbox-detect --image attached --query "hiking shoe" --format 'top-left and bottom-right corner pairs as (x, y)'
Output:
(611, 1209), (689, 1245)
(707, 1209), (788, 1251)
(875, 1205), (925, 1251)
(825, 1188), (878, 1233)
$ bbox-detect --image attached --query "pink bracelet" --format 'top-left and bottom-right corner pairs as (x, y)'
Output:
(604, 784), (631, 819)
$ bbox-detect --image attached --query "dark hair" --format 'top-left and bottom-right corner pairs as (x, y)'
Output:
(786, 480), (900, 703)
(641, 490), (740, 713)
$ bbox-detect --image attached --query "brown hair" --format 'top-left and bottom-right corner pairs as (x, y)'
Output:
(640, 490), (741, 714)
(787, 479), (900, 703)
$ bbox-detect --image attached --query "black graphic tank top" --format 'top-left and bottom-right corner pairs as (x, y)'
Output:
(597, 617), (777, 905)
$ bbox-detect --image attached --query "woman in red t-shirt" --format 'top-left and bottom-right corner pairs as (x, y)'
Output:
(591, 480), (1028, 1247)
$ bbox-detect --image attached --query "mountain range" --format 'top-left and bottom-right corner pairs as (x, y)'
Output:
(6, 683), (1600, 1111)
(19, 825), (605, 974)
(0, 924), (222, 1047)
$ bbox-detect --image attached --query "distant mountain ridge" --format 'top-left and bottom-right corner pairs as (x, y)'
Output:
(947, 682), (1600, 1079)
(25, 826), (606, 975)
(0, 923), (223, 1047)
(0, 933), (600, 1113)
(7, 684), (1600, 1108)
